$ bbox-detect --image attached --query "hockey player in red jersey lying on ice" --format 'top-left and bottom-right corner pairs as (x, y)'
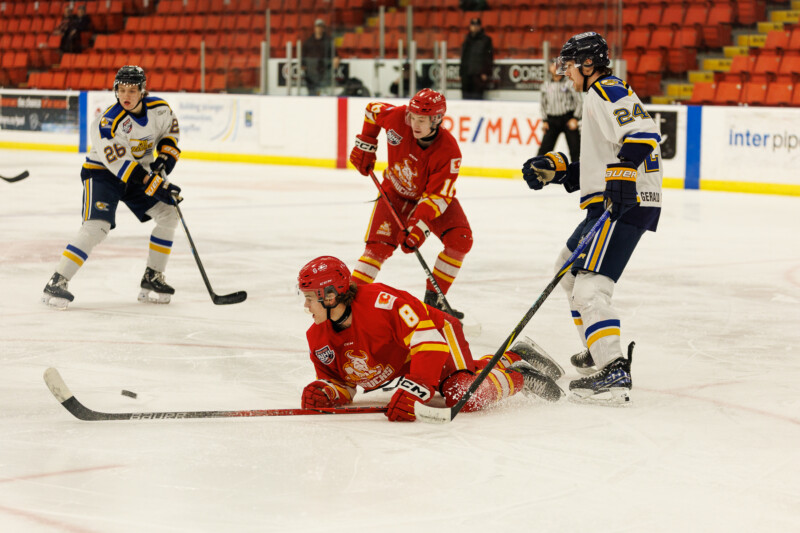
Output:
(348, 88), (471, 321)
(298, 256), (564, 422)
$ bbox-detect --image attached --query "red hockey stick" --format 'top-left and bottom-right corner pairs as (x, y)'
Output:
(44, 368), (386, 421)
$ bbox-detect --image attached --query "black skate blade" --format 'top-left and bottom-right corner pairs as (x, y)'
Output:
(212, 290), (247, 305)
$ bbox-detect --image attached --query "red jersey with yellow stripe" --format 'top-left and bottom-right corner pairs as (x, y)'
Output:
(362, 102), (462, 223)
(305, 283), (473, 395)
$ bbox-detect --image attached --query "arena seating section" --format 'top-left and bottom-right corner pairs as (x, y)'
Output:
(1, 0), (799, 106)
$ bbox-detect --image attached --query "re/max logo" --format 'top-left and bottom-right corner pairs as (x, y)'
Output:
(441, 116), (543, 146)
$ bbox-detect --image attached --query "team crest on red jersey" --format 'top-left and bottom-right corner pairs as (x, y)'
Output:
(314, 345), (335, 365)
(387, 129), (403, 146)
(450, 158), (462, 173)
(374, 291), (397, 310)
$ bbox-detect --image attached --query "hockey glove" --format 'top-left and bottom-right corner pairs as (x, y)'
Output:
(301, 380), (352, 409)
(522, 152), (568, 190)
(349, 134), (378, 176)
(149, 153), (170, 177)
(400, 218), (430, 254)
(385, 376), (435, 422)
(143, 172), (183, 205)
(604, 161), (639, 220)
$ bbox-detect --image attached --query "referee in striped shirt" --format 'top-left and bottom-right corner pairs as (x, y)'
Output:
(538, 59), (582, 161)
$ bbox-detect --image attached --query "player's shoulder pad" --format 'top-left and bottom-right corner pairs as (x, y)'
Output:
(590, 76), (632, 103)
(144, 95), (172, 111)
(98, 103), (126, 140)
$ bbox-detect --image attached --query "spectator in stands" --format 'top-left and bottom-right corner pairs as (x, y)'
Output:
(74, 5), (94, 53)
(303, 18), (340, 96)
(459, 18), (494, 100)
(56, 5), (79, 54)
(459, 0), (488, 10)
(538, 59), (582, 162)
(389, 62), (433, 98)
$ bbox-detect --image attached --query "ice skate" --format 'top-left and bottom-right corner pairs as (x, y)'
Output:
(569, 342), (634, 406)
(42, 272), (74, 310)
(138, 267), (174, 304)
(424, 289), (464, 320)
(507, 336), (564, 381)
(570, 349), (598, 376)
(507, 361), (564, 402)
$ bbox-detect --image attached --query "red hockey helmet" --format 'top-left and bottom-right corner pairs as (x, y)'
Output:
(298, 256), (351, 306)
(408, 88), (446, 117)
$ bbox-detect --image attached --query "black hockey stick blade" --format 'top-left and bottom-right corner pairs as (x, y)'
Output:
(0, 170), (30, 183)
(212, 290), (248, 305)
(414, 209), (612, 424)
(44, 368), (386, 421)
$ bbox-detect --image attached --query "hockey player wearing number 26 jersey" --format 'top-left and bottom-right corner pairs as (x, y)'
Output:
(42, 65), (183, 309)
(522, 32), (663, 405)
(298, 257), (563, 422)
(349, 89), (472, 320)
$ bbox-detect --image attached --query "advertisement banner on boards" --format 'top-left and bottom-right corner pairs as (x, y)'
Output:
(701, 106), (800, 185)
(0, 93), (79, 133)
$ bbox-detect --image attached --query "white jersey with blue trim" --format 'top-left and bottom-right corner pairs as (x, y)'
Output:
(85, 96), (180, 183)
(579, 76), (662, 227)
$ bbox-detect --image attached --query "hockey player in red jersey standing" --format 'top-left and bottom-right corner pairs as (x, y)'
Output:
(348, 89), (471, 320)
(297, 256), (563, 422)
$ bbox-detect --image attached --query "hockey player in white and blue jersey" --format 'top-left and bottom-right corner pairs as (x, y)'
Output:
(42, 65), (183, 309)
(521, 32), (663, 405)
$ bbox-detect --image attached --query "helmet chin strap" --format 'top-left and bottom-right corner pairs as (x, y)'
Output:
(419, 126), (439, 143)
(327, 304), (352, 332)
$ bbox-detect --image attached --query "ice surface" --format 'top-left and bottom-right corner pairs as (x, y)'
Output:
(1, 149), (799, 532)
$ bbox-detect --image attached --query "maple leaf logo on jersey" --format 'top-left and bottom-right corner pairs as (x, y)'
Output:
(314, 345), (335, 365)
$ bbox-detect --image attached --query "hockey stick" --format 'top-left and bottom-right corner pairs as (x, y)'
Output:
(173, 198), (247, 305)
(368, 170), (457, 316)
(44, 368), (387, 421)
(0, 170), (30, 183)
(414, 209), (612, 424)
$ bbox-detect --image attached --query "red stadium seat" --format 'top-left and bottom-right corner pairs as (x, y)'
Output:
(687, 82), (716, 105)
(713, 81), (742, 105)
(741, 81), (767, 106)
(764, 82), (793, 107)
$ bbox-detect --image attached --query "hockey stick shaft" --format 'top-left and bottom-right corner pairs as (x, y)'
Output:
(368, 170), (456, 315)
(0, 170), (30, 182)
(415, 209), (612, 423)
(44, 368), (386, 421)
(173, 199), (247, 305)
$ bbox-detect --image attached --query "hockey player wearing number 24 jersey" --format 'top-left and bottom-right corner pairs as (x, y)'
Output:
(349, 89), (472, 320)
(42, 65), (183, 309)
(522, 32), (663, 405)
(298, 257), (563, 422)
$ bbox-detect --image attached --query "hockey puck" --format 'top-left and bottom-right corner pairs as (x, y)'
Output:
(121, 389), (138, 399)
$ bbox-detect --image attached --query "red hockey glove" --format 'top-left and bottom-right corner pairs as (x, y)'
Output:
(400, 219), (430, 254)
(349, 134), (378, 176)
(385, 376), (435, 422)
(604, 161), (639, 220)
(301, 380), (351, 409)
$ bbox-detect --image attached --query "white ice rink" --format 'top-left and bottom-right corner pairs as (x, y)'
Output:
(1, 149), (799, 532)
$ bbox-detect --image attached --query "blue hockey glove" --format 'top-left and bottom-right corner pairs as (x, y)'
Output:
(604, 161), (639, 220)
(144, 172), (183, 205)
(522, 152), (568, 190)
